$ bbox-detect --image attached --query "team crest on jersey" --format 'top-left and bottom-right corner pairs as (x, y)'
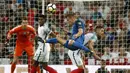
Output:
(78, 22), (82, 25)
(23, 32), (29, 35)
(23, 32), (26, 34)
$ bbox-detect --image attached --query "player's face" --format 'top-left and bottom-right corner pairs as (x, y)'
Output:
(97, 28), (105, 37)
(22, 20), (28, 25)
(66, 16), (75, 26)
(21, 20), (28, 29)
(38, 17), (45, 25)
(101, 61), (106, 68)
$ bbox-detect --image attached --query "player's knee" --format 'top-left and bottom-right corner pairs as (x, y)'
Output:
(42, 62), (48, 69)
(68, 40), (74, 45)
(77, 65), (84, 69)
(13, 57), (19, 63)
(33, 61), (39, 67)
(12, 60), (17, 64)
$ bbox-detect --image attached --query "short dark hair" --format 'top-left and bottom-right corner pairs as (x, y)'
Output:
(39, 14), (46, 19)
(95, 26), (103, 30)
(22, 16), (28, 20)
(65, 11), (76, 18)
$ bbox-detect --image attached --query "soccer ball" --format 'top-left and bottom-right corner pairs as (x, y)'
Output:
(46, 3), (56, 13)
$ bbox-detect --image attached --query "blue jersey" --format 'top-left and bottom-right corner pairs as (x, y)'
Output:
(70, 18), (85, 44)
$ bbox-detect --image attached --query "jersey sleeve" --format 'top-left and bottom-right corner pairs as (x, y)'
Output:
(84, 33), (97, 45)
(8, 25), (21, 35)
(90, 34), (97, 42)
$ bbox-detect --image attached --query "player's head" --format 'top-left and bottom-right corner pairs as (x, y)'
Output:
(21, 16), (28, 25)
(65, 11), (77, 26)
(38, 14), (46, 26)
(95, 26), (105, 38)
(101, 60), (106, 68)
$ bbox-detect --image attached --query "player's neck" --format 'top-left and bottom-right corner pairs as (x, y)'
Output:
(21, 24), (27, 29)
(39, 23), (44, 26)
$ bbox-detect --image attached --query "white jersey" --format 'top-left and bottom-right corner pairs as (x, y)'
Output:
(84, 32), (97, 45)
(68, 32), (98, 66)
(34, 21), (51, 62)
(38, 22), (51, 40)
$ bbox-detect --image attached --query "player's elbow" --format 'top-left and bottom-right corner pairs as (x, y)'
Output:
(80, 30), (83, 34)
(88, 42), (93, 50)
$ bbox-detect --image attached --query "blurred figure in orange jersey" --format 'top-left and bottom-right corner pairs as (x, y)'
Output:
(7, 17), (40, 73)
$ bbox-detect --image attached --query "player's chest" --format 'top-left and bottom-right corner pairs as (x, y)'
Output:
(18, 31), (30, 36)
(38, 26), (50, 34)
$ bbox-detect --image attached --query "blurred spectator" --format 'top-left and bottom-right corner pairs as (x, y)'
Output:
(0, 43), (4, 57)
(111, 47), (128, 65)
(124, 10), (130, 30)
(126, 48), (130, 64)
(73, 1), (85, 15)
(91, 2), (102, 22)
(95, 60), (110, 73)
(96, 18), (104, 26)
(110, 40), (119, 58)
(49, 44), (60, 64)
(118, 47), (128, 65)
(101, 47), (111, 64)
(0, 43), (10, 64)
(109, 40), (119, 64)
(10, 0), (19, 12)
(28, 0), (38, 26)
(58, 48), (64, 64)
(0, 0), (6, 17)
(111, 69), (128, 73)
(99, 2), (111, 21)
(64, 2), (73, 14)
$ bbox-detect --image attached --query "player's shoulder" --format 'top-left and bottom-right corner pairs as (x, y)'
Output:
(75, 18), (84, 25)
(85, 33), (94, 37)
(13, 25), (22, 29)
(85, 32), (97, 40)
(27, 25), (34, 29)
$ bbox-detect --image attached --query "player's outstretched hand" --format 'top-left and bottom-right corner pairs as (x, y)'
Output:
(89, 51), (93, 57)
(7, 34), (11, 40)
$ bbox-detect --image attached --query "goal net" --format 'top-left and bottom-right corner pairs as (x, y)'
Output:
(0, 0), (130, 72)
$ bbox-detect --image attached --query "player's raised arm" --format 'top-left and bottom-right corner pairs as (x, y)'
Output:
(74, 21), (84, 38)
(88, 40), (101, 61)
(7, 26), (21, 40)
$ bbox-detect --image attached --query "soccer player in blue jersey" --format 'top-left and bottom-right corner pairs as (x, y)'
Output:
(40, 11), (92, 53)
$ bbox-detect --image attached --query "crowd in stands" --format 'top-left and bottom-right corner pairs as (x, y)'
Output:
(0, 0), (130, 65)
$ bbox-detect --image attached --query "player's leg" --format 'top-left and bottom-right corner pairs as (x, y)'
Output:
(25, 45), (40, 73)
(11, 45), (23, 73)
(68, 50), (84, 73)
(31, 40), (47, 73)
(42, 43), (57, 73)
(44, 36), (90, 52)
(11, 56), (19, 73)
(31, 60), (40, 73)
(46, 32), (91, 52)
(42, 62), (57, 73)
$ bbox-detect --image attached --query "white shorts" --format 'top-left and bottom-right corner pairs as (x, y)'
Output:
(33, 41), (50, 62)
(68, 50), (83, 66)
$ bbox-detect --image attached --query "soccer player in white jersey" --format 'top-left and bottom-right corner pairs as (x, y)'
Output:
(68, 26), (105, 73)
(31, 15), (57, 73)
